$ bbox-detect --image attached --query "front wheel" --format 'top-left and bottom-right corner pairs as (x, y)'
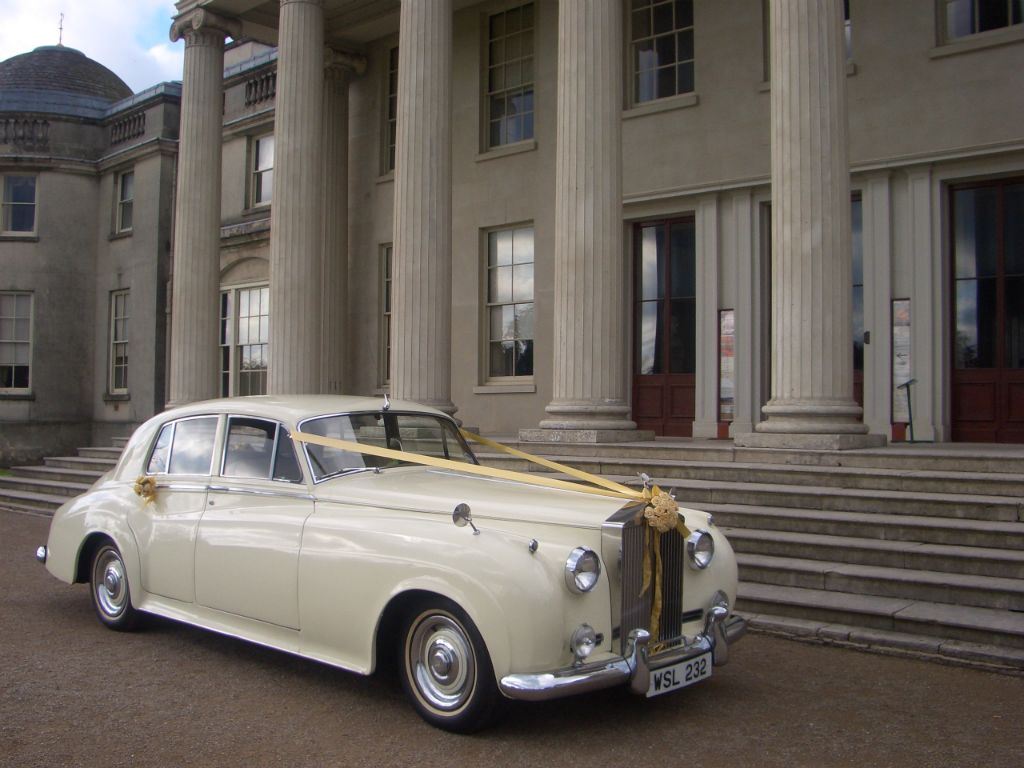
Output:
(399, 600), (503, 733)
(90, 542), (142, 631)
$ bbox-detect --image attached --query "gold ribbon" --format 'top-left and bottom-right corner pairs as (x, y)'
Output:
(291, 429), (691, 642)
(133, 475), (157, 503)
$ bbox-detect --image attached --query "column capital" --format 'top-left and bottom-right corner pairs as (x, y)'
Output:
(324, 48), (367, 79)
(170, 8), (242, 45)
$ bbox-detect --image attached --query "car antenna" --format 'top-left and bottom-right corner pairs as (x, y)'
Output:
(382, 393), (391, 411)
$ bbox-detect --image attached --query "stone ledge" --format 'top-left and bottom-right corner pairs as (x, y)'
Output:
(518, 428), (656, 444)
(734, 432), (887, 450)
(741, 612), (1024, 675)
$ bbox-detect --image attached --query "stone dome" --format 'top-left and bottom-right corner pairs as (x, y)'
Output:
(0, 45), (132, 103)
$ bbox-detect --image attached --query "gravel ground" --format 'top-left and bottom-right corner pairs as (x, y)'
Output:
(3, 509), (1023, 768)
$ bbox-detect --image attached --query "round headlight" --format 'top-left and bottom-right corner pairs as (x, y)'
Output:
(564, 547), (601, 594)
(686, 529), (715, 570)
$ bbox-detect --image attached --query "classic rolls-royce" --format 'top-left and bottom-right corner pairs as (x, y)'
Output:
(36, 395), (745, 732)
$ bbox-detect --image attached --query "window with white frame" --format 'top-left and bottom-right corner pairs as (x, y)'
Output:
(630, 0), (694, 104)
(109, 290), (129, 394)
(251, 135), (274, 207)
(381, 244), (393, 385)
(2, 174), (36, 234)
(0, 292), (32, 392)
(384, 47), (399, 173)
(485, 3), (535, 148)
(116, 170), (134, 232)
(219, 285), (269, 397)
(486, 226), (534, 378)
(944, 0), (1022, 39)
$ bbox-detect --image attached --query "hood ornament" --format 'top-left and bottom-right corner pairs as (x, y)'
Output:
(382, 393), (391, 411)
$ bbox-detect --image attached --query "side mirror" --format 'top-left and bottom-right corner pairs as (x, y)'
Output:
(452, 503), (480, 535)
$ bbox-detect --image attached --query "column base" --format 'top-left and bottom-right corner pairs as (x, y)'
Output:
(732, 400), (887, 449)
(526, 401), (652, 442)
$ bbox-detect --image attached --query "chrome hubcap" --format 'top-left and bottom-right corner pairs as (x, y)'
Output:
(94, 548), (127, 618)
(409, 614), (475, 712)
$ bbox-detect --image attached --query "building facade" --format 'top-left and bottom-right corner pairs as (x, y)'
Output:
(4, 1), (1023, 461)
(0, 45), (180, 464)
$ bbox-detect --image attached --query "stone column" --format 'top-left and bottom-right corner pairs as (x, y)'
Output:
(166, 10), (238, 407)
(522, 0), (650, 443)
(735, 0), (884, 449)
(267, 0), (325, 395)
(321, 50), (365, 394)
(391, 0), (455, 413)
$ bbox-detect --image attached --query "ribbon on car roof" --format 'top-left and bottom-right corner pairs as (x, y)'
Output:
(290, 429), (691, 643)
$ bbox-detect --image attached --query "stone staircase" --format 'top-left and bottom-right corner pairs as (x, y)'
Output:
(475, 439), (1024, 672)
(0, 439), (126, 516)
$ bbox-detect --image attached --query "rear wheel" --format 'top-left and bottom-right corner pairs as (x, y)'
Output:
(90, 542), (142, 631)
(399, 600), (503, 733)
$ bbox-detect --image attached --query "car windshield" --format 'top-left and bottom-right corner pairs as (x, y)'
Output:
(299, 411), (478, 482)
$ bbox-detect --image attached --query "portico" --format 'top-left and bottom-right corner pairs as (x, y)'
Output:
(163, 0), (1022, 446)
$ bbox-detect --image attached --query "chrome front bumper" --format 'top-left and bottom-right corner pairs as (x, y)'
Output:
(500, 611), (747, 702)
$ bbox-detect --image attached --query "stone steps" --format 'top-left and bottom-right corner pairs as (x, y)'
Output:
(737, 553), (1024, 611)
(0, 440), (122, 515)
(703, 502), (1024, 550)
(737, 582), (1024, 650)
(0, 474), (90, 498)
(479, 456), (1024, 522)
(723, 526), (1024, 580)
(486, 438), (1024, 474)
(476, 452), (1024, 497)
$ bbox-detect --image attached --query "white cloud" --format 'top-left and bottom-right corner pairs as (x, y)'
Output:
(0, 0), (183, 93)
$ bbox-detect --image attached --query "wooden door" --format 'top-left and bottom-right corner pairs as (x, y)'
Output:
(951, 180), (1024, 443)
(632, 219), (696, 436)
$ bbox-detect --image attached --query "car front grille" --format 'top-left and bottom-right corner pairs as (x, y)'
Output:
(619, 516), (689, 654)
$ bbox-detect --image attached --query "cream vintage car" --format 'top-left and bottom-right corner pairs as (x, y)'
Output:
(36, 395), (745, 732)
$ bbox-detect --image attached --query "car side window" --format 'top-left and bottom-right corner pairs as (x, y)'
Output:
(223, 417), (275, 478)
(146, 423), (174, 474)
(166, 417), (218, 475)
(273, 430), (304, 483)
(221, 416), (304, 483)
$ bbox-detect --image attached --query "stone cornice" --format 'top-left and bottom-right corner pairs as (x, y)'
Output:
(170, 8), (242, 44)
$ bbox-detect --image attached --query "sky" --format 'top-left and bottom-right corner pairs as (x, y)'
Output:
(0, 0), (185, 93)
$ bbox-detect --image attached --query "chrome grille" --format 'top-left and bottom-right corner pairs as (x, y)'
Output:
(619, 517), (687, 654)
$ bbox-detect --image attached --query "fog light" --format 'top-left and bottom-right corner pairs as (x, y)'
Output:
(570, 624), (598, 662)
(686, 530), (714, 570)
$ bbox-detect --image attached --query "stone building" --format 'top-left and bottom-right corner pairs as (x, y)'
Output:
(0, 45), (180, 463)
(4, 0), (1024, 461)
(167, 0), (1022, 446)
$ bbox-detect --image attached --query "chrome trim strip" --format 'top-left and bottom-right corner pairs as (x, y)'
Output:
(161, 482), (211, 492)
(206, 485), (314, 501)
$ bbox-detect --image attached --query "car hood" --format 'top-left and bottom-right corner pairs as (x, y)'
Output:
(313, 465), (632, 530)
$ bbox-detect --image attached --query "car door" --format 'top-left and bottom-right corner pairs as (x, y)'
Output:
(194, 416), (312, 630)
(127, 415), (220, 603)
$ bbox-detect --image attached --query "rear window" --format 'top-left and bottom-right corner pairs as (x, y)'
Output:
(146, 416), (218, 475)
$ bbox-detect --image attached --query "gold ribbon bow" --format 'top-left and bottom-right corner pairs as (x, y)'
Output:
(639, 485), (691, 648)
(133, 475), (157, 504)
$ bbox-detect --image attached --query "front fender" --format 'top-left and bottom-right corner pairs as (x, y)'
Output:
(297, 505), (602, 680)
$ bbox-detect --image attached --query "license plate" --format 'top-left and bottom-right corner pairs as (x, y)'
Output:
(646, 652), (712, 698)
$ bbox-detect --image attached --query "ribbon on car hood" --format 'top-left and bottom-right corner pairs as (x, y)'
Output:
(290, 429), (691, 643)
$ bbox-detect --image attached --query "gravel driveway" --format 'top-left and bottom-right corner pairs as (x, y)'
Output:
(3, 509), (1022, 768)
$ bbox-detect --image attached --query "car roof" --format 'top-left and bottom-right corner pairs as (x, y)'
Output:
(159, 395), (449, 426)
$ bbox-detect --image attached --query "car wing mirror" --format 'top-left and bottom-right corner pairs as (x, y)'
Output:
(452, 503), (480, 535)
